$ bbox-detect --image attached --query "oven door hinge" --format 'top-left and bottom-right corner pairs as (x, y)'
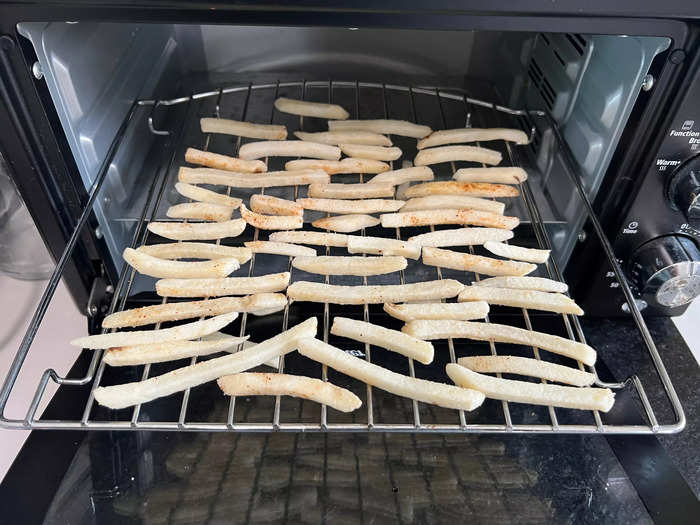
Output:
(86, 275), (114, 318)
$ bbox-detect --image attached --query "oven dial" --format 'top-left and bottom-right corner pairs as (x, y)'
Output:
(668, 154), (700, 224)
(627, 235), (700, 309)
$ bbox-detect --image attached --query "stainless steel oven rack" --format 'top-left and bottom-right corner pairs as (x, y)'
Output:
(0, 80), (685, 433)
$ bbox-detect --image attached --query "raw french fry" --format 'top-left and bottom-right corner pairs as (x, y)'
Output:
(93, 317), (318, 409)
(418, 128), (529, 149)
(156, 272), (291, 298)
(338, 144), (402, 161)
(380, 209), (519, 230)
(240, 203), (303, 230)
(408, 227), (514, 247)
(297, 198), (404, 214)
(483, 241), (551, 264)
(292, 255), (406, 276)
(331, 317), (434, 364)
(102, 294), (287, 329)
(446, 364), (614, 412)
(346, 236), (421, 259)
(175, 182), (242, 208)
(294, 131), (391, 146)
(328, 119), (432, 139)
(400, 195), (505, 215)
(239, 141), (341, 161)
(287, 279), (464, 304)
(458, 286), (583, 315)
(298, 338), (484, 410)
(368, 166), (434, 185)
(285, 158), (390, 174)
(218, 373), (361, 413)
(269, 230), (350, 247)
(200, 117), (287, 140)
(147, 219), (246, 240)
(71, 311), (238, 350)
(471, 276), (568, 293)
(414, 145), (502, 166)
(274, 97), (350, 120)
(166, 202), (234, 222)
(185, 147), (266, 173)
(422, 247), (537, 276)
(383, 301), (489, 322)
(179, 167), (329, 188)
(250, 194), (303, 216)
(312, 214), (380, 233)
(307, 182), (395, 199)
(457, 355), (595, 387)
(123, 248), (239, 279)
(403, 320), (596, 365)
(136, 242), (251, 263)
(404, 181), (519, 198)
(104, 332), (249, 367)
(245, 241), (317, 257)
(454, 167), (528, 184)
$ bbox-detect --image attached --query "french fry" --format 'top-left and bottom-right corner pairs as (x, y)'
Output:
(240, 204), (303, 230)
(404, 181), (519, 198)
(418, 128), (528, 149)
(400, 195), (504, 215)
(457, 356), (595, 387)
(274, 97), (350, 120)
(458, 286), (583, 315)
(402, 320), (596, 365)
(147, 219), (246, 240)
(454, 167), (528, 184)
(71, 311), (238, 350)
(268, 230), (350, 247)
(380, 209), (519, 230)
(200, 117), (287, 140)
(368, 166), (434, 185)
(338, 144), (402, 161)
(346, 235), (421, 260)
(294, 131), (391, 146)
(307, 182), (395, 199)
(156, 272), (291, 298)
(287, 279), (464, 304)
(93, 317), (318, 409)
(422, 247), (537, 276)
(470, 276), (568, 293)
(136, 242), (251, 264)
(123, 248), (239, 279)
(414, 145), (502, 166)
(250, 194), (303, 216)
(239, 141), (341, 161)
(166, 202), (234, 222)
(245, 241), (317, 257)
(218, 373), (361, 413)
(297, 198), (404, 214)
(179, 167), (329, 188)
(298, 338), (484, 410)
(446, 364), (614, 412)
(383, 301), (489, 322)
(483, 241), (550, 264)
(312, 214), (380, 233)
(407, 227), (513, 247)
(328, 119), (432, 139)
(175, 182), (242, 208)
(331, 317), (434, 364)
(285, 158), (390, 174)
(292, 255), (406, 276)
(185, 147), (266, 173)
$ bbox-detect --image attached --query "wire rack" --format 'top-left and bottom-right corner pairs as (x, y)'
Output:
(0, 80), (685, 433)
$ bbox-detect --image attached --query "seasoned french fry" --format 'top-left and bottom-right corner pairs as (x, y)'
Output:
(470, 276), (568, 293)
(292, 255), (406, 276)
(446, 364), (613, 412)
(483, 241), (550, 264)
(166, 202), (234, 222)
(147, 219), (246, 240)
(346, 236), (421, 259)
(339, 144), (402, 161)
(239, 141), (341, 161)
(245, 241), (317, 257)
(457, 355), (595, 387)
(458, 286), (583, 315)
(297, 198), (404, 214)
(407, 227), (513, 247)
(383, 301), (489, 322)
(368, 166), (434, 185)
(71, 311), (238, 350)
(418, 128), (528, 149)
(200, 117), (287, 140)
(123, 248), (239, 279)
(287, 279), (464, 304)
(404, 181), (519, 198)
(307, 182), (395, 199)
(285, 158), (390, 174)
(250, 194), (303, 216)
(328, 119), (432, 139)
(218, 373), (361, 413)
(312, 214), (380, 233)
(185, 147), (267, 173)
(93, 317), (318, 409)
(380, 209), (519, 230)
(295, 131), (391, 146)
(454, 167), (528, 184)
(179, 167), (329, 188)
(400, 195), (505, 215)
(240, 204), (303, 230)
(274, 97), (350, 120)
(136, 242), (251, 263)
(175, 182), (242, 208)
(269, 230), (350, 247)
(422, 247), (536, 276)
(156, 272), (291, 298)
(402, 320), (596, 365)
(298, 338), (484, 410)
(414, 145), (502, 166)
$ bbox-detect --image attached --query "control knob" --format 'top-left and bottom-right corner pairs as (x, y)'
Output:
(668, 154), (700, 224)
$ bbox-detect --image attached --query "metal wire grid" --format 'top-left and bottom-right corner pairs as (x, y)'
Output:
(0, 80), (685, 433)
